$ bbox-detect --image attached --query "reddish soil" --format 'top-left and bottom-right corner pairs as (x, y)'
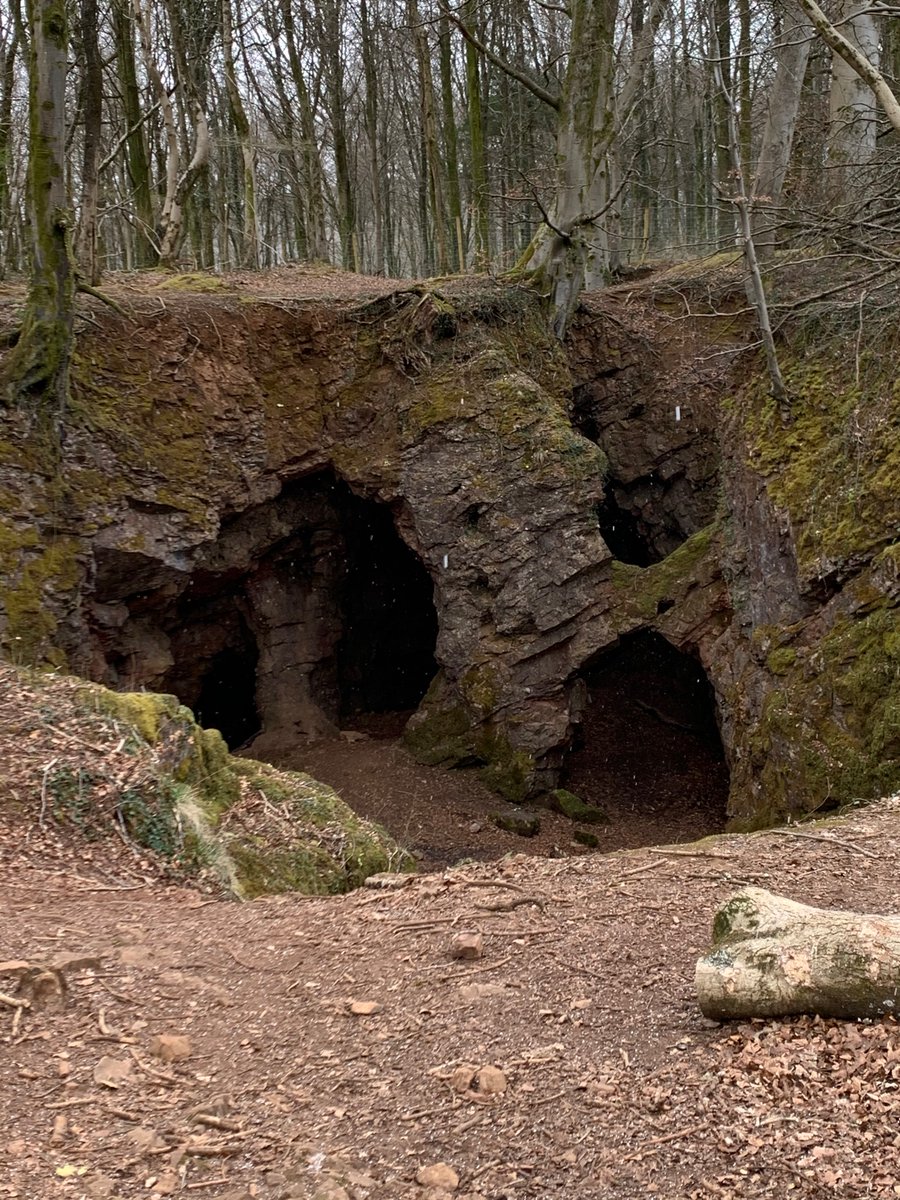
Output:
(281, 707), (726, 874)
(4, 667), (900, 1199)
(4, 795), (900, 1200)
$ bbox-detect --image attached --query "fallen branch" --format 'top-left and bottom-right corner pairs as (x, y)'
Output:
(767, 826), (878, 858)
(473, 895), (546, 913)
(0, 991), (29, 1008)
(622, 1120), (711, 1163)
(646, 847), (731, 860)
(697, 887), (900, 1019)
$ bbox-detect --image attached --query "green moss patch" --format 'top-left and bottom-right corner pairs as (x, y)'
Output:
(610, 522), (719, 623)
(740, 348), (900, 577)
(732, 593), (900, 826)
(550, 788), (609, 824)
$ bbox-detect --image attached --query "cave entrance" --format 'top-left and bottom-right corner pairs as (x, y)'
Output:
(334, 487), (439, 729)
(164, 588), (263, 751)
(193, 642), (261, 750)
(564, 630), (728, 846)
(596, 493), (657, 567)
(90, 471), (439, 752)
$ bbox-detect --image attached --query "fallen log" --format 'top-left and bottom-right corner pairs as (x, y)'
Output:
(696, 887), (900, 1020)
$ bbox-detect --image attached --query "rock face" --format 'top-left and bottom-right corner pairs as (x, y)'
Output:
(567, 300), (723, 564)
(0, 283), (732, 808)
(2, 274), (897, 826)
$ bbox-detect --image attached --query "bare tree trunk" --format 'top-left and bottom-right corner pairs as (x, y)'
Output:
(221, 0), (259, 267)
(712, 0), (732, 243)
(826, 0), (879, 174)
(712, 17), (787, 413)
(697, 888), (900, 1020)
(1, 0), (73, 420)
(360, 0), (384, 273)
(439, 14), (463, 271)
(75, 0), (103, 284)
(280, 0), (328, 261)
(530, 0), (666, 337)
(410, 0), (448, 274)
(0, 22), (20, 280)
(319, 0), (355, 269)
(461, 0), (490, 268)
(752, 0), (813, 256)
(796, 0), (900, 137)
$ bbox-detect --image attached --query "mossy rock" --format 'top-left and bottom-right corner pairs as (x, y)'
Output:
(610, 522), (719, 624)
(59, 677), (411, 896)
(729, 584), (900, 826)
(550, 789), (610, 824)
(738, 338), (900, 577)
(490, 807), (541, 837)
(573, 829), (600, 848)
(404, 700), (475, 766)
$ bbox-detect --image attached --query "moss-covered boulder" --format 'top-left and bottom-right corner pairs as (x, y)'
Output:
(550, 788), (610, 824)
(490, 807), (542, 837)
(2, 664), (410, 897)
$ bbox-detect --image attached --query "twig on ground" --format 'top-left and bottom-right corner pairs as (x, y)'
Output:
(39, 757), (59, 829)
(0, 991), (29, 1009)
(474, 895), (546, 912)
(646, 848), (732, 860)
(618, 860), (667, 879)
(621, 1120), (711, 1163)
(767, 827), (878, 858)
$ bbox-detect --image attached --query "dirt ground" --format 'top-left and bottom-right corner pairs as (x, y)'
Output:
(279, 702), (726, 873)
(4, 775), (900, 1200)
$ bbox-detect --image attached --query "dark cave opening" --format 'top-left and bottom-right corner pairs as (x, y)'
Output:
(164, 588), (263, 750)
(91, 471), (439, 750)
(563, 630), (728, 845)
(334, 486), (439, 720)
(193, 641), (261, 750)
(596, 494), (657, 567)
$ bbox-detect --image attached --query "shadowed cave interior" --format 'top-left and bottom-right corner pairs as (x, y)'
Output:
(563, 630), (729, 846)
(94, 473), (439, 751)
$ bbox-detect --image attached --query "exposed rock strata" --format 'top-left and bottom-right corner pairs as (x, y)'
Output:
(2, 276), (897, 825)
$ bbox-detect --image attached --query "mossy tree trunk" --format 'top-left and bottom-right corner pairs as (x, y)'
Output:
(111, 0), (157, 267)
(697, 888), (900, 1019)
(527, 0), (666, 338)
(1, 0), (74, 417)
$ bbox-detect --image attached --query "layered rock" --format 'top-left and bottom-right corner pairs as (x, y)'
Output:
(4, 273), (894, 826)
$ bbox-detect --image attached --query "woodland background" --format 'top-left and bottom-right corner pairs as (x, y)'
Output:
(2, 0), (899, 287)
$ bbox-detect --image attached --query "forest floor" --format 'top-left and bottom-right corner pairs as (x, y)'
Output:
(4, 668), (900, 1199)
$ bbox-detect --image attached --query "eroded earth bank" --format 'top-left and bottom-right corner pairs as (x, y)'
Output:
(1, 267), (899, 874)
